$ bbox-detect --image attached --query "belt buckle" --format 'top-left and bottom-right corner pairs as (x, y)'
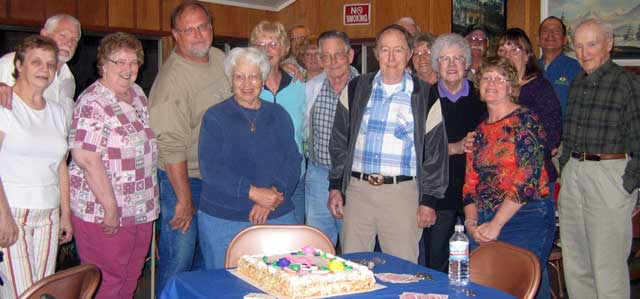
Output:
(367, 173), (384, 186)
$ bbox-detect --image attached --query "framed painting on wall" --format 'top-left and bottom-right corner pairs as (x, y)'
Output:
(452, 0), (506, 36)
(542, 0), (640, 66)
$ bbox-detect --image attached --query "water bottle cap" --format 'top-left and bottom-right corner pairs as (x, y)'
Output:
(454, 224), (464, 232)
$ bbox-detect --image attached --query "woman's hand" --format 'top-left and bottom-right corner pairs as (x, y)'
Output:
(475, 221), (503, 243)
(249, 204), (271, 225)
(59, 212), (73, 244)
(463, 131), (477, 153)
(249, 186), (284, 210)
(102, 207), (120, 235)
(0, 213), (18, 248)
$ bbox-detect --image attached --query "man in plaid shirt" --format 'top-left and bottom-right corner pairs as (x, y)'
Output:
(558, 18), (640, 299)
(304, 31), (358, 246)
(328, 24), (448, 263)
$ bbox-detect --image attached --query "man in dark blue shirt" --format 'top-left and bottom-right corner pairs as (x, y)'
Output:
(537, 16), (582, 117)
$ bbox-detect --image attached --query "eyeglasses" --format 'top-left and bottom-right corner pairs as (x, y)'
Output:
(479, 76), (508, 85)
(466, 36), (487, 43)
(320, 51), (348, 63)
(414, 50), (431, 60)
(106, 58), (140, 68)
(174, 23), (212, 36)
(437, 55), (465, 65)
(304, 52), (321, 59)
(253, 41), (279, 50)
(497, 46), (526, 57)
(232, 73), (261, 84)
(290, 36), (306, 42)
(541, 29), (563, 36)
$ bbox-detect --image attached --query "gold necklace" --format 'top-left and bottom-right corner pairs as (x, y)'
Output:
(236, 100), (260, 133)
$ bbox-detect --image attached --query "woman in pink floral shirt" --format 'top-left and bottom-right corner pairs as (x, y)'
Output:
(68, 32), (159, 299)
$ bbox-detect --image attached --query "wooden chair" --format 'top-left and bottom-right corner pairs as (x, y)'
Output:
(547, 247), (564, 299)
(470, 241), (541, 299)
(18, 264), (100, 299)
(225, 225), (335, 268)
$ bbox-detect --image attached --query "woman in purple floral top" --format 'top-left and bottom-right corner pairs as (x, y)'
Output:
(68, 33), (158, 299)
(463, 57), (556, 298)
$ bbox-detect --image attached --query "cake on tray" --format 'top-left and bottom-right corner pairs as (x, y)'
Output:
(236, 246), (376, 298)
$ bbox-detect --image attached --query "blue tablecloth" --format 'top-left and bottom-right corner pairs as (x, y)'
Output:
(160, 252), (515, 299)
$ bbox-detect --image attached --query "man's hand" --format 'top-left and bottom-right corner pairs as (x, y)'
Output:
(249, 204), (271, 225)
(170, 199), (195, 234)
(59, 212), (73, 244)
(0, 83), (13, 109)
(249, 186), (284, 210)
(102, 207), (120, 235)
(0, 213), (18, 248)
(327, 190), (344, 219)
(417, 205), (437, 228)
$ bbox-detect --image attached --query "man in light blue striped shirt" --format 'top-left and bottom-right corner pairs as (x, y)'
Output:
(328, 24), (449, 263)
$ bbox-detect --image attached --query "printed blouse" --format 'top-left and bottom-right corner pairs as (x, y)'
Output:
(463, 107), (549, 210)
(68, 80), (159, 226)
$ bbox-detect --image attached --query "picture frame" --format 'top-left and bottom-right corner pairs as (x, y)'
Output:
(541, 0), (640, 66)
(452, 0), (507, 36)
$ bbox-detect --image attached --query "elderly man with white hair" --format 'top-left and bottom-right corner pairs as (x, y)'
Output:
(558, 18), (640, 299)
(328, 24), (448, 263)
(0, 14), (81, 121)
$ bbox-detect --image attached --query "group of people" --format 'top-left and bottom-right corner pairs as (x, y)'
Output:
(0, 2), (637, 299)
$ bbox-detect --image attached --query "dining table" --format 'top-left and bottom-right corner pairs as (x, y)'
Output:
(159, 251), (515, 299)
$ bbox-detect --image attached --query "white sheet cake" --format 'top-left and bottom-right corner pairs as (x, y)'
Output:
(236, 246), (376, 298)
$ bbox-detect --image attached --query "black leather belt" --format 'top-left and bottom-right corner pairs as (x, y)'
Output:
(351, 171), (415, 186)
(570, 152), (626, 161)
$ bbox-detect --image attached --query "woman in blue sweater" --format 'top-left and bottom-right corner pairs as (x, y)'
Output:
(197, 47), (301, 269)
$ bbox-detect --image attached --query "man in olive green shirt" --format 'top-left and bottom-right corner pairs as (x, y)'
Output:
(148, 1), (231, 294)
(558, 18), (640, 299)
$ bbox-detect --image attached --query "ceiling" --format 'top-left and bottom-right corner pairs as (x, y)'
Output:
(201, 0), (297, 12)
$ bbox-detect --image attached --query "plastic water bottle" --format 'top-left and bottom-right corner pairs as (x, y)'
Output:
(448, 224), (470, 287)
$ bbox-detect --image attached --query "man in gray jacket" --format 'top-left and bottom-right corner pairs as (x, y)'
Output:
(328, 24), (448, 262)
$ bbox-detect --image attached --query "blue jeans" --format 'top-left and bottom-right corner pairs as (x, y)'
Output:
(535, 182), (557, 299)
(291, 175), (306, 224)
(469, 199), (555, 297)
(156, 170), (204, 295)
(305, 161), (342, 245)
(197, 210), (297, 269)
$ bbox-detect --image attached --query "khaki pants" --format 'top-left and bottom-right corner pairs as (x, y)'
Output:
(341, 178), (422, 263)
(558, 158), (637, 299)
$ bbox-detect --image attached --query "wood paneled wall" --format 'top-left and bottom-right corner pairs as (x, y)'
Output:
(276, 0), (452, 40)
(0, 0), (542, 56)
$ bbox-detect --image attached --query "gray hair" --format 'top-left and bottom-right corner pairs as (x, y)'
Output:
(573, 18), (614, 42)
(397, 17), (417, 26)
(44, 14), (81, 38)
(317, 30), (351, 54)
(430, 33), (472, 71)
(171, 0), (213, 30)
(224, 47), (271, 82)
(413, 32), (436, 48)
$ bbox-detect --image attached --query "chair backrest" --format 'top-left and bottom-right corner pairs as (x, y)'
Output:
(469, 241), (541, 299)
(18, 264), (101, 299)
(225, 224), (336, 268)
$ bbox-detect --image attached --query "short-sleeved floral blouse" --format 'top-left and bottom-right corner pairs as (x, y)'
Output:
(68, 80), (159, 226)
